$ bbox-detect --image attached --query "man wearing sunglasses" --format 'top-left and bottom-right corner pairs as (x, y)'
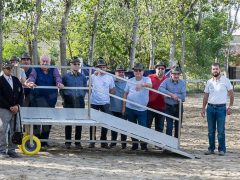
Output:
(0, 61), (24, 158)
(159, 66), (186, 138)
(147, 62), (167, 134)
(89, 58), (115, 149)
(26, 55), (64, 148)
(122, 63), (152, 151)
(109, 64), (127, 149)
(60, 57), (87, 149)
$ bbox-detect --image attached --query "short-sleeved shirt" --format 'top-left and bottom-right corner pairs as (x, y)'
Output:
(124, 76), (152, 111)
(110, 79), (127, 112)
(91, 74), (115, 105)
(204, 76), (233, 104)
(148, 74), (167, 110)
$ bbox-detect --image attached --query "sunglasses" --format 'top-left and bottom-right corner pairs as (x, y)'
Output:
(73, 63), (80, 66)
(157, 67), (165, 70)
(134, 69), (142, 72)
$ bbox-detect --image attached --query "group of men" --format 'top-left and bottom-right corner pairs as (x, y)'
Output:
(0, 53), (234, 158)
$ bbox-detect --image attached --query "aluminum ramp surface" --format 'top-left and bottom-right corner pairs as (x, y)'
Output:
(20, 107), (194, 158)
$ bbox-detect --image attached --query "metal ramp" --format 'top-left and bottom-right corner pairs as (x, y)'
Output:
(21, 107), (194, 159)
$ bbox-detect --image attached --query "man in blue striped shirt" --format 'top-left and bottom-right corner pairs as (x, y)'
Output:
(159, 66), (186, 138)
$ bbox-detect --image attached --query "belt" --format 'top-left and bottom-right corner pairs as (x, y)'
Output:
(208, 103), (226, 107)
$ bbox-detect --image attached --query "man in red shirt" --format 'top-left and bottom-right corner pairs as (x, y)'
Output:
(147, 62), (167, 133)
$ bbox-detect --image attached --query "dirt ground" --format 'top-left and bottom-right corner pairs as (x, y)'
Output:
(0, 93), (240, 180)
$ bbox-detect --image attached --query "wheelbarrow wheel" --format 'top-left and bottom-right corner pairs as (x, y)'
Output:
(22, 135), (41, 155)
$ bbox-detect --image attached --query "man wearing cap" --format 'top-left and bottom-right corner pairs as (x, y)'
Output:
(201, 63), (234, 156)
(89, 57), (115, 149)
(9, 55), (26, 84)
(147, 62), (167, 133)
(109, 64), (127, 149)
(60, 57), (87, 149)
(0, 61), (24, 158)
(159, 66), (186, 138)
(20, 53), (33, 106)
(26, 55), (64, 148)
(122, 63), (152, 151)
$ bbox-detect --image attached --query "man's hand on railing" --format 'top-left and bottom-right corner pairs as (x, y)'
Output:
(57, 83), (64, 89)
(170, 93), (179, 101)
(25, 81), (37, 89)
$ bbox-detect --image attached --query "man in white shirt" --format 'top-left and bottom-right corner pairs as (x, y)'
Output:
(89, 58), (115, 148)
(201, 63), (234, 156)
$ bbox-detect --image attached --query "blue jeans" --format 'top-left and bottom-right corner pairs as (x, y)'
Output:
(126, 108), (147, 148)
(147, 110), (165, 132)
(207, 105), (226, 153)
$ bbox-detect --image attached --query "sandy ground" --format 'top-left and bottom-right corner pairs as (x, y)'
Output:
(1, 93), (240, 180)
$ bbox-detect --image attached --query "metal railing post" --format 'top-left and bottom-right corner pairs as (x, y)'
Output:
(178, 99), (182, 149)
(88, 67), (92, 119)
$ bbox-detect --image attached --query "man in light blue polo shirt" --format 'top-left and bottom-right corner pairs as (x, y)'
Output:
(159, 66), (186, 138)
(122, 63), (152, 151)
(109, 64), (127, 149)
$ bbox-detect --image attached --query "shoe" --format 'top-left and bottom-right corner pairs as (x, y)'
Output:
(75, 144), (83, 149)
(65, 143), (71, 149)
(204, 150), (215, 155)
(0, 152), (8, 159)
(88, 143), (95, 148)
(101, 143), (110, 149)
(109, 143), (116, 148)
(7, 151), (21, 158)
(219, 151), (225, 156)
(131, 146), (138, 150)
(122, 144), (127, 149)
(141, 146), (148, 152)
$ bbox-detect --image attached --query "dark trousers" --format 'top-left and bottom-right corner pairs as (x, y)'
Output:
(165, 104), (183, 138)
(31, 97), (54, 145)
(147, 110), (165, 132)
(64, 96), (85, 145)
(111, 112), (127, 147)
(90, 104), (111, 145)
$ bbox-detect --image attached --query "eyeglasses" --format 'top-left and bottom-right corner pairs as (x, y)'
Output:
(98, 66), (106, 69)
(73, 63), (80, 66)
(157, 67), (165, 70)
(134, 69), (142, 72)
(117, 71), (125, 73)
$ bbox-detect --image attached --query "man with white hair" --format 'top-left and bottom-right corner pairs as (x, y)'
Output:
(26, 55), (64, 148)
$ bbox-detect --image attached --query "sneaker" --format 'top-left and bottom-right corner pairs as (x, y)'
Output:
(88, 143), (95, 148)
(101, 143), (110, 149)
(65, 144), (71, 149)
(219, 151), (225, 156)
(75, 144), (83, 149)
(109, 143), (116, 148)
(204, 150), (215, 155)
(7, 151), (21, 158)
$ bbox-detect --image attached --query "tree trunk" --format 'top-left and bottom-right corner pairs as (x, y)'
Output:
(180, 28), (186, 80)
(0, 0), (3, 69)
(169, 31), (177, 69)
(32, 0), (42, 65)
(145, 0), (155, 69)
(88, 0), (101, 66)
(224, 3), (239, 76)
(60, 0), (72, 75)
(129, 0), (139, 69)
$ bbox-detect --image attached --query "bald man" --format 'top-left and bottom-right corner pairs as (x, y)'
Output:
(26, 55), (64, 148)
